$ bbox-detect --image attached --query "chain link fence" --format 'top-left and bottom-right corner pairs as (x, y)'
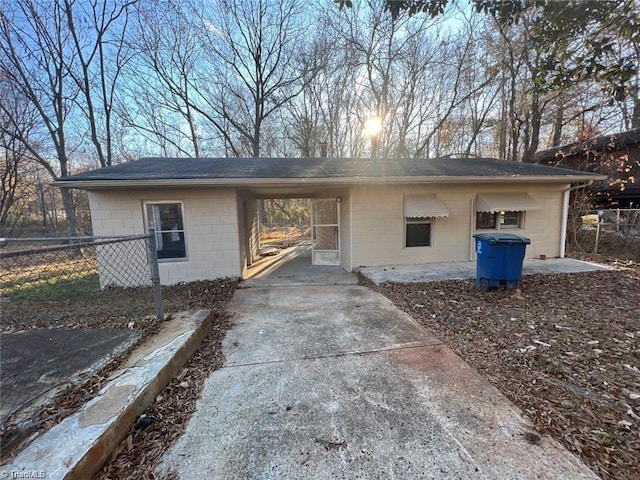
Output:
(0, 231), (164, 327)
(568, 208), (640, 260)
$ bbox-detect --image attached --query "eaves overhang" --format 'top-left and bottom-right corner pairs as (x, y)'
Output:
(54, 174), (607, 190)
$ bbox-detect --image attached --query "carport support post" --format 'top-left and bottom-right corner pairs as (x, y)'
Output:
(147, 227), (165, 321)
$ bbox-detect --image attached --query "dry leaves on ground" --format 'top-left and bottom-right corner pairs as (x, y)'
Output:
(94, 313), (231, 480)
(368, 269), (640, 480)
(1, 279), (236, 468)
(94, 280), (237, 480)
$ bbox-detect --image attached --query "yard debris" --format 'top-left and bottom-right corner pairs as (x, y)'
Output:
(315, 438), (347, 451)
(134, 415), (155, 431)
(522, 430), (542, 445)
(367, 270), (640, 480)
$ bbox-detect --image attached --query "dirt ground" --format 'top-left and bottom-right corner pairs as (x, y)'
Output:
(366, 268), (640, 480)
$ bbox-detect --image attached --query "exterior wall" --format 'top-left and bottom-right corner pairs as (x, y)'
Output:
(87, 181), (568, 283)
(246, 199), (260, 264)
(348, 183), (566, 269)
(88, 188), (242, 285)
(236, 195), (248, 278)
(236, 194), (259, 278)
(340, 195), (352, 271)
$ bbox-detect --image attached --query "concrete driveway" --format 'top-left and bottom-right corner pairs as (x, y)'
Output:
(158, 253), (597, 479)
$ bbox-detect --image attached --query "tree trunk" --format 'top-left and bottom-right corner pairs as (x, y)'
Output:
(38, 184), (48, 233)
(632, 91), (640, 129)
(522, 95), (541, 163)
(60, 187), (77, 238)
(552, 99), (564, 147)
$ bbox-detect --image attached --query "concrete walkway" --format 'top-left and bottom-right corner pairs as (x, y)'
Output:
(157, 251), (598, 479)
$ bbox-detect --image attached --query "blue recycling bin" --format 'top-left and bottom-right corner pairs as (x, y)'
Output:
(473, 233), (530, 290)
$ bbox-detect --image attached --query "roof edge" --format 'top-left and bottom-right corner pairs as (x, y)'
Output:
(54, 174), (607, 190)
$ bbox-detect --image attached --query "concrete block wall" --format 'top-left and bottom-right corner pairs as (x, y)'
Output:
(339, 195), (351, 272)
(246, 199), (259, 264)
(88, 188), (242, 285)
(348, 183), (566, 269)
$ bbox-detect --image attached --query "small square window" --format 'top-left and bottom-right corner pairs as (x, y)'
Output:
(406, 217), (432, 247)
(145, 202), (187, 260)
(476, 212), (496, 229)
(501, 211), (522, 229)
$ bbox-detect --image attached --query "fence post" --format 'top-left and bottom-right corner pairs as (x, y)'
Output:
(147, 227), (165, 321)
(594, 222), (601, 256)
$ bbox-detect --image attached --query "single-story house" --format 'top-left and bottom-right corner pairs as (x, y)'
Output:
(533, 128), (640, 208)
(57, 156), (604, 285)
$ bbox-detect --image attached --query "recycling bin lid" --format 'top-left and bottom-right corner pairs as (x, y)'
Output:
(473, 233), (531, 244)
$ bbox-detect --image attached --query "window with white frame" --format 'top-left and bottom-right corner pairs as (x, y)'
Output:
(144, 202), (187, 260)
(405, 217), (432, 247)
(475, 211), (524, 230)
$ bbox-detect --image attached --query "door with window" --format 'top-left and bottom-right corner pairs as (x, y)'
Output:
(311, 198), (340, 265)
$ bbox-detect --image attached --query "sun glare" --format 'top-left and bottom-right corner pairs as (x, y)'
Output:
(363, 116), (382, 138)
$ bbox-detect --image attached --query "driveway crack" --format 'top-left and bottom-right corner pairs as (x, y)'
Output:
(221, 340), (443, 369)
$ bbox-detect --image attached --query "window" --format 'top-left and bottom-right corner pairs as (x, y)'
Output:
(501, 211), (522, 229)
(406, 217), (432, 247)
(475, 211), (524, 230)
(476, 212), (496, 229)
(145, 202), (186, 260)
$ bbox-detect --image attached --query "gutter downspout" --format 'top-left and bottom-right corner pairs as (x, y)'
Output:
(560, 181), (593, 258)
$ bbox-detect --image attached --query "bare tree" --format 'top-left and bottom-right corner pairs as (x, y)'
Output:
(197, 0), (309, 157)
(0, 82), (39, 235)
(64, 0), (136, 167)
(0, 0), (79, 236)
(125, 0), (205, 157)
(0, 0), (136, 236)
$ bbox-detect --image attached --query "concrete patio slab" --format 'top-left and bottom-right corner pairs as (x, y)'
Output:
(0, 328), (140, 430)
(242, 245), (357, 288)
(157, 284), (598, 479)
(1, 310), (213, 480)
(360, 257), (614, 285)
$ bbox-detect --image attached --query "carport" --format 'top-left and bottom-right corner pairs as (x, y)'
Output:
(237, 187), (349, 276)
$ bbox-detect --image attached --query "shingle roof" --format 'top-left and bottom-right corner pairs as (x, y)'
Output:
(59, 156), (602, 185)
(533, 128), (640, 164)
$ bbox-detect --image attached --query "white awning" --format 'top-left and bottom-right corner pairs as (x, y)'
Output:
(404, 195), (450, 218)
(476, 193), (542, 213)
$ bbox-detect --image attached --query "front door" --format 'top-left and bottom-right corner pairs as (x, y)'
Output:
(311, 198), (340, 265)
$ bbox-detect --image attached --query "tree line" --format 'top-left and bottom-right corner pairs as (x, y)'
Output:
(1, 0), (638, 236)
